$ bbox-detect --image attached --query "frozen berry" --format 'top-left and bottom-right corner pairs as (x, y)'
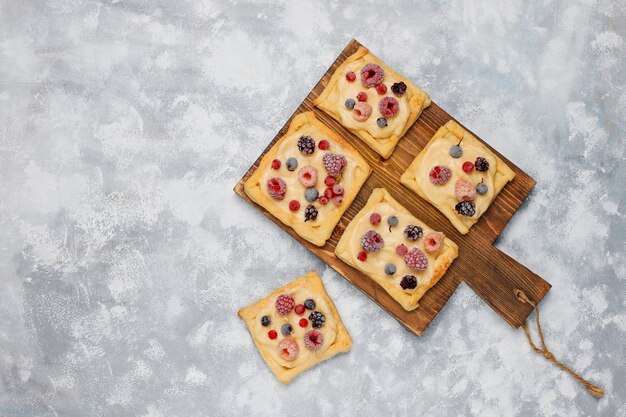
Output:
(455, 179), (476, 201)
(261, 316), (271, 326)
(276, 294), (295, 315)
(268, 330), (278, 340)
(299, 318), (309, 328)
(377, 117), (388, 128)
(286, 157), (298, 171)
(391, 81), (407, 96)
(294, 304), (306, 315)
(357, 251), (367, 261)
(304, 299), (316, 310)
(455, 201), (476, 217)
(304, 187), (319, 202)
(396, 244), (408, 256)
(303, 330), (324, 350)
(376, 83), (387, 95)
(271, 159), (281, 169)
(476, 180), (488, 195)
(324, 176), (335, 187)
(370, 213), (381, 225)
(322, 153), (347, 177)
(281, 323), (293, 335)
(360, 63), (384, 87)
(332, 184), (344, 195)
(361, 230), (384, 252)
(404, 225), (423, 241)
(424, 232), (443, 254)
(475, 157), (489, 172)
(309, 311), (326, 328)
(324, 187), (334, 199)
(345, 98), (355, 109)
(462, 161), (474, 173)
(319, 139), (330, 150)
(387, 216), (399, 230)
(277, 339), (299, 361)
(357, 92), (367, 102)
(289, 200), (300, 211)
(319, 195), (329, 205)
(331, 195), (343, 206)
(346, 71), (356, 82)
(384, 263), (396, 275)
(405, 248), (428, 271)
(352, 102), (372, 121)
(400, 275), (418, 290)
(429, 166), (452, 185)
(304, 205), (318, 221)
(449, 145), (462, 158)
(379, 96), (400, 117)
(297, 135), (315, 154)
(267, 177), (287, 200)
(298, 165), (318, 187)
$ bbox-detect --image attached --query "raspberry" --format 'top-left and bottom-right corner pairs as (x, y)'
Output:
(267, 177), (287, 200)
(370, 213), (381, 225)
(400, 275), (418, 290)
(289, 200), (300, 211)
(352, 102), (372, 122)
(404, 248), (428, 271)
(424, 232), (443, 254)
(308, 311), (326, 328)
(395, 244), (408, 256)
(429, 166), (452, 185)
(318, 139), (329, 150)
(303, 330), (324, 350)
(379, 96), (400, 117)
(331, 195), (343, 206)
(322, 153), (347, 177)
(277, 339), (299, 361)
(275, 294), (295, 315)
(271, 159), (281, 169)
(361, 230), (384, 252)
(455, 179), (476, 201)
(346, 71), (356, 82)
(304, 205), (318, 221)
(294, 304), (305, 315)
(319, 196), (329, 205)
(376, 84), (387, 95)
(268, 330), (278, 340)
(357, 92), (367, 102)
(391, 81), (407, 96)
(324, 176), (335, 187)
(360, 63), (384, 87)
(297, 135), (315, 154)
(475, 157), (489, 172)
(455, 201), (476, 217)
(357, 251), (367, 261)
(462, 161), (474, 173)
(297, 165), (318, 187)
(299, 318), (309, 328)
(404, 225), (423, 241)
(332, 184), (344, 195)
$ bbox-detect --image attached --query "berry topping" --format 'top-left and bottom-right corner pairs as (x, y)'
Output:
(289, 200), (300, 211)
(475, 157), (489, 172)
(346, 71), (356, 82)
(297, 135), (315, 154)
(276, 294), (295, 315)
(332, 184), (344, 195)
(455, 201), (476, 217)
(304, 188), (319, 202)
(267, 177), (287, 200)
(304, 299), (316, 310)
(357, 251), (368, 261)
(462, 161), (474, 173)
(324, 176), (336, 187)
(331, 195), (344, 206)
(400, 275), (418, 290)
(370, 212), (381, 225)
(455, 179), (477, 201)
(319, 195), (329, 205)
(405, 248), (428, 271)
(268, 330), (278, 340)
(476, 180), (488, 195)
(357, 92), (367, 102)
(449, 145), (462, 158)
(298, 165), (318, 187)
(304, 205), (318, 221)
(360, 63), (384, 87)
(377, 117), (388, 128)
(303, 330), (324, 350)
(271, 159), (281, 169)
(322, 153), (347, 177)
(319, 139), (330, 150)
(384, 263), (397, 275)
(361, 230), (384, 252)
(379, 96), (400, 117)
(299, 318), (309, 328)
(391, 81), (407, 96)
(404, 225), (424, 241)
(345, 98), (356, 109)
(281, 323), (293, 336)
(429, 166), (452, 185)
(352, 102), (372, 121)
(286, 157), (298, 171)
(277, 339), (299, 361)
(387, 215), (399, 231)
(423, 232), (444, 254)
(308, 311), (326, 328)
(294, 304), (306, 315)
(395, 244), (408, 256)
(324, 187), (334, 199)
(376, 83), (387, 95)
(261, 316), (271, 326)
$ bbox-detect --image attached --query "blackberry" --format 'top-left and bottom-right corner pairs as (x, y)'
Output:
(304, 205), (318, 221)
(391, 81), (407, 96)
(261, 316), (271, 326)
(361, 230), (384, 252)
(309, 311), (326, 328)
(474, 157), (489, 172)
(455, 201), (476, 217)
(298, 135), (316, 154)
(304, 299), (316, 310)
(400, 275), (418, 290)
(404, 225), (423, 241)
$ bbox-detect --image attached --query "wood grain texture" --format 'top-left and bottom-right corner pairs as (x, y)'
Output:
(234, 39), (551, 335)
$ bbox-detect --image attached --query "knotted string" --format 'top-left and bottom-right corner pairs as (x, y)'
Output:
(514, 289), (604, 398)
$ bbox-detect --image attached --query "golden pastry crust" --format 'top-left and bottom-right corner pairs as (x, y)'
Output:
(314, 46), (431, 159)
(244, 111), (371, 246)
(335, 188), (458, 311)
(400, 120), (516, 234)
(238, 271), (352, 384)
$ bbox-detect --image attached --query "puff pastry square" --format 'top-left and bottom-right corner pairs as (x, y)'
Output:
(335, 188), (458, 311)
(244, 111), (371, 246)
(314, 46), (431, 159)
(238, 271), (352, 384)
(400, 120), (516, 234)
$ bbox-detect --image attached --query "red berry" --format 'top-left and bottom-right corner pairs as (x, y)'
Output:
(324, 176), (336, 187)
(318, 140), (330, 150)
(357, 251), (367, 261)
(289, 200), (300, 211)
(396, 244), (408, 256)
(332, 184), (344, 195)
(370, 213), (381, 225)
(346, 71), (356, 82)
(462, 161), (474, 173)
(357, 92), (367, 102)
(324, 187), (334, 199)
(319, 196), (329, 205)
(294, 304), (305, 315)
(376, 84), (387, 95)
(299, 318), (308, 328)
(271, 159), (281, 169)
(268, 330), (277, 340)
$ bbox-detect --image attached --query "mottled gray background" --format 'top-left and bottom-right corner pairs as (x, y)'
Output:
(0, 0), (624, 416)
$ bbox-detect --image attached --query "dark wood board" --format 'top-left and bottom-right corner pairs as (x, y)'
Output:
(234, 39), (551, 336)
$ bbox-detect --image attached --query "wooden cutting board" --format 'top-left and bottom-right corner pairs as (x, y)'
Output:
(234, 39), (551, 336)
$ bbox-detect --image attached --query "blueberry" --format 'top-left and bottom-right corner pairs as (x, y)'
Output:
(304, 188), (319, 202)
(286, 157), (298, 171)
(281, 324), (293, 335)
(261, 316), (271, 326)
(387, 216), (399, 227)
(384, 263), (396, 275)
(449, 145), (462, 158)
(377, 117), (387, 128)
(345, 98), (355, 109)
(476, 183), (488, 195)
(304, 299), (316, 310)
